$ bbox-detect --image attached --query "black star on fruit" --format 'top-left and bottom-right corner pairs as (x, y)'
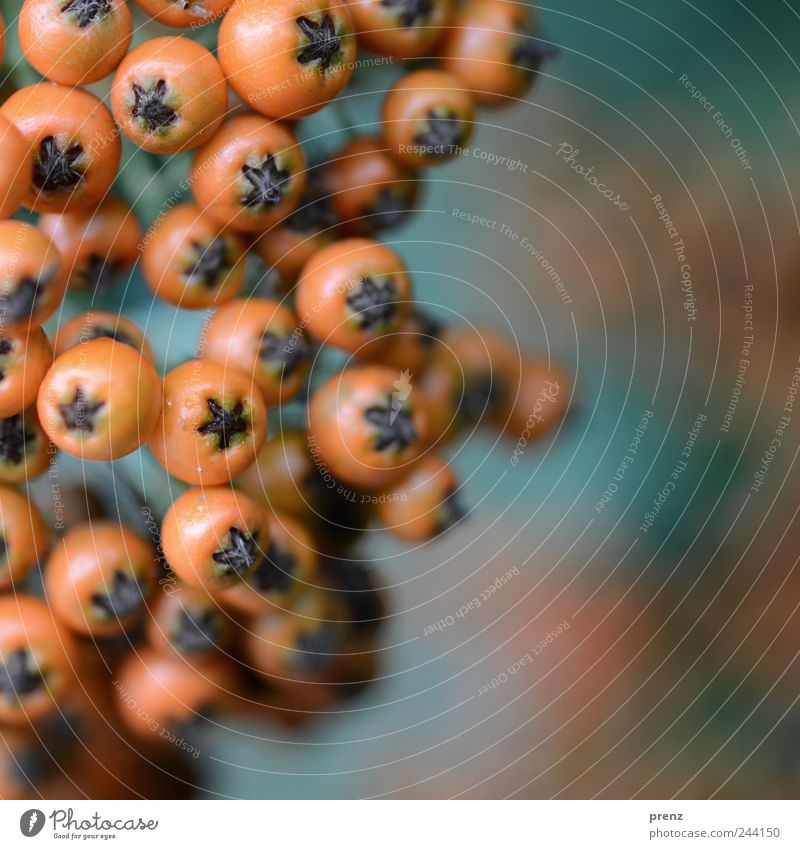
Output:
(250, 543), (295, 594)
(131, 80), (178, 132)
(197, 398), (248, 451)
(241, 154), (290, 210)
(183, 239), (232, 290)
(259, 330), (309, 376)
(346, 277), (398, 330)
(211, 526), (261, 578)
(460, 374), (504, 424)
(293, 625), (338, 672)
(286, 191), (338, 233)
(84, 325), (137, 349)
(415, 309), (443, 349)
(91, 571), (144, 620)
(414, 110), (463, 158)
(0, 649), (43, 700)
(0, 339), (12, 382)
(79, 254), (118, 294)
(296, 14), (342, 72)
(364, 188), (412, 231)
(511, 38), (558, 74)
(0, 536), (7, 565)
(0, 274), (48, 324)
(0, 413), (34, 465)
(173, 608), (220, 653)
(364, 393), (417, 451)
(380, 0), (433, 27)
(58, 385), (105, 433)
(60, 0), (110, 27)
(33, 136), (84, 192)
(437, 489), (466, 534)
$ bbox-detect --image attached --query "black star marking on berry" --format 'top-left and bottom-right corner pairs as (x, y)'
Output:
(0, 413), (34, 465)
(0, 338), (12, 381)
(364, 393), (417, 451)
(0, 536), (7, 565)
(173, 608), (220, 654)
(33, 136), (85, 192)
(363, 188), (412, 232)
(511, 38), (558, 74)
(0, 649), (43, 700)
(415, 309), (443, 349)
(79, 254), (118, 294)
(346, 277), (398, 330)
(58, 385), (105, 433)
(211, 526), (260, 578)
(251, 543), (295, 594)
(293, 625), (338, 672)
(0, 273), (50, 324)
(84, 325), (137, 349)
(91, 571), (144, 620)
(241, 154), (290, 210)
(60, 0), (110, 27)
(197, 398), (248, 451)
(380, 0), (433, 27)
(437, 489), (466, 534)
(286, 192), (338, 232)
(413, 110), (464, 158)
(131, 80), (178, 132)
(460, 373), (503, 423)
(183, 239), (231, 290)
(9, 743), (49, 788)
(296, 14), (342, 72)
(259, 330), (309, 376)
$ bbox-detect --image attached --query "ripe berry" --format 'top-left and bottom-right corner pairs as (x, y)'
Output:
(38, 195), (141, 294)
(204, 298), (310, 406)
(506, 358), (570, 441)
(322, 137), (419, 235)
(146, 584), (233, 659)
(218, 0), (357, 120)
(111, 37), (228, 154)
(142, 203), (247, 309)
(37, 337), (162, 461)
(0, 407), (52, 484)
(308, 364), (429, 488)
(0, 221), (66, 332)
(0, 485), (50, 590)
(0, 116), (33, 219)
(382, 69), (475, 167)
(149, 359), (267, 485)
(51, 311), (153, 361)
(161, 486), (270, 591)
(191, 115), (307, 233)
(350, 0), (453, 58)
(296, 237), (413, 353)
(20, 0), (132, 86)
(0, 327), (53, 417)
(134, 0), (232, 27)
(0, 83), (121, 213)
(45, 522), (158, 637)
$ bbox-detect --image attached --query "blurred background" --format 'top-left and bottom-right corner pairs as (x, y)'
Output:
(4, 0), (800, 799)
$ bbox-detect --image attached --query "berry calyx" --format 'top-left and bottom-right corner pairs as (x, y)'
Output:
(197, 398), (248, 451)
(296, 14), (342, 73)
(131, 81), (178, 132)
(211, 526), (260, 578)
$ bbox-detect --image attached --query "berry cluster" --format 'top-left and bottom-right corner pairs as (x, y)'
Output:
(0, 0), (568, 797)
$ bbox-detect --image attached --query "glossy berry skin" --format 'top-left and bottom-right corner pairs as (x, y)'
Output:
(440, 325), (520, 431)
(382, 69), (475, 167)
(322, 137), (419, 235)
(0, 595), (76, 726)
(149, 359), (267, 486)
(0, 407), (52, 484)
(296, 238), (413, 353)
(0, 485), (50, 590)
(218, 0), (357, 120)
(308, 364), (429, 489)
(350, 0), (453, 58)
(0, 222), (66, 333)
(506, 358), (570, 440)
(191, 115), (306, 234)
(111, 37), (227, 155)
(377, 452), (463, 540)
(161, 486), (270, 591)
(134, 0), (232, 27)
(142, 204), (247, 310)
(37, 338), (162, 462)
(52, 311), (154, 361)
(0, 83), (121, 213)
(0, 116), (33, 219)
(19, 0), (132, 86)
(219, 511), (319, 615)
(0, 327), (53, 417)
(38, 195), (141, 294)
(146, 584), (233, 659)
(114, 649), (235, 743)
(204, 298), (310, 406)
(45, 522), (157, 637)
(440, 0), (551, 106)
